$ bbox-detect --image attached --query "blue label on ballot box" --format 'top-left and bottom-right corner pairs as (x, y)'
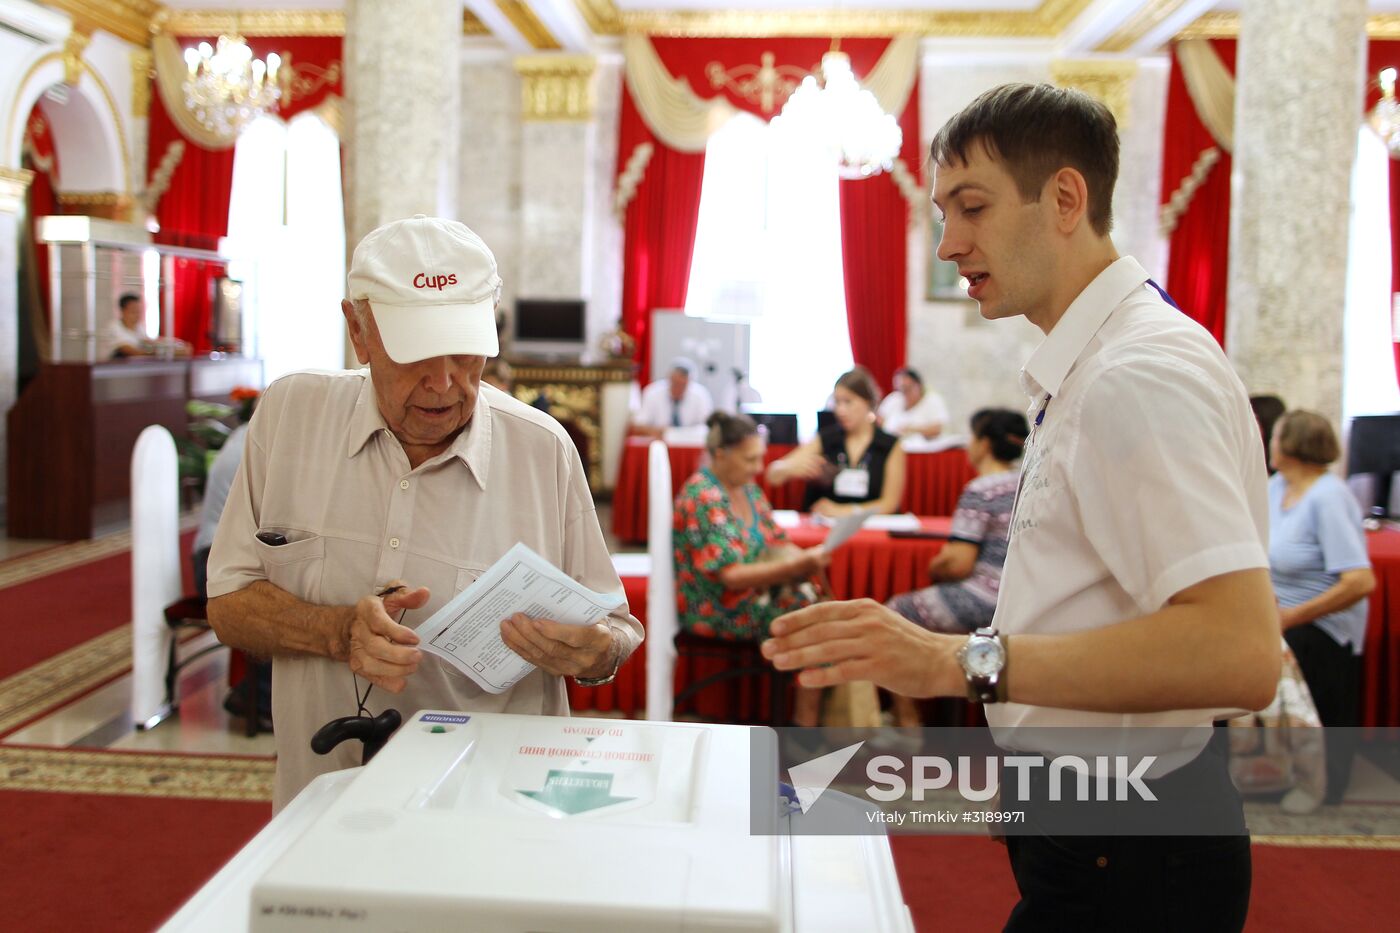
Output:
(421, 713), (471, 724)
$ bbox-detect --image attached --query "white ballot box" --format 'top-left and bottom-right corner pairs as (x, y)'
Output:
(160, 711), (912, 933)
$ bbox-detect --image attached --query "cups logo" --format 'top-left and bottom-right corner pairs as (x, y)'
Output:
(413, 273), (457, 291)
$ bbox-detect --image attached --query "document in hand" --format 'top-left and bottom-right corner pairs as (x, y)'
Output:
(820, 507), (872, 554)
(416, 542), (624, 695)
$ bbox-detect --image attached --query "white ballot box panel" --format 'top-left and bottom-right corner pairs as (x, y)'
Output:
(249, 712), (779, 933)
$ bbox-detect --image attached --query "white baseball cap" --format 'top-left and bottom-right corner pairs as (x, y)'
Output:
(347, 214), (502, 363)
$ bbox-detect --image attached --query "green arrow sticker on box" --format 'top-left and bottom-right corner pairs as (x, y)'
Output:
(518, 770), (634, 815)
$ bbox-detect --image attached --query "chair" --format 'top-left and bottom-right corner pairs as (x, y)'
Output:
(643, 440), (790, 725)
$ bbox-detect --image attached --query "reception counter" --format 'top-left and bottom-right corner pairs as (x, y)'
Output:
(6, 356), (263, 539)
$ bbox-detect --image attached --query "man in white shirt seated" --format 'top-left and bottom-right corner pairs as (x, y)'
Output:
(98, 293), (153, 359)
(631, 356), (714, 439)
(877, 367), (949, 439)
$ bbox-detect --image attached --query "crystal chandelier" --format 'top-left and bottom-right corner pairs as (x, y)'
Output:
(772, 49), (902, 179)
(182, 34), (282, 137)
(1369, 68), (1400, 157)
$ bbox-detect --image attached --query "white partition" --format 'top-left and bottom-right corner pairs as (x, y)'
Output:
(129, 425), (183, 729)
(644, 440), (678, 722)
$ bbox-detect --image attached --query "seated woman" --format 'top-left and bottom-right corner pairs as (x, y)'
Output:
(886, 408), (1027, 727)
(673, 412), (829, 726)
(1269, 410), (1375, 806)
(767, 367), (906, 517)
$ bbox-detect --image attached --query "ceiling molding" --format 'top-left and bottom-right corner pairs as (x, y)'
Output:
(1178, 12), (1400, 41)
(464, 9), (492, 36)
(574, 0), (622, 36)
(153, 9), (345, 37)
(1094, 0), (1193, 53)
(495, 0), (561, 50)
(619, 0), (1096, 39)
(42, 0), (162, 46)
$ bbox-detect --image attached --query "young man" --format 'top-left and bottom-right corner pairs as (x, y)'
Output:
(762, 84), (1279, 930)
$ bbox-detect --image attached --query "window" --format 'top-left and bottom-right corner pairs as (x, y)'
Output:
(685, 112), (853, 434)
(227, 113), (346, 382)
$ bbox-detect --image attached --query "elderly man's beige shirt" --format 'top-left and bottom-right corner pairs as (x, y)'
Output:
(208, 371), (641, 810)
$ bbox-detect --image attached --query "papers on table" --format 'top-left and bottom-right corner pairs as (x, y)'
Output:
(820, 507), (871, 554)
(863, 513), (922, 532)
(770, 509), (802, 528)
(898, 433), (970, 454)
(417, 542), (624, 695)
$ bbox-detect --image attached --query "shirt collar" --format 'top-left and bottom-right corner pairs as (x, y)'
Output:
(1019, 256), (1150, 400)
(345, 373), (493, 490)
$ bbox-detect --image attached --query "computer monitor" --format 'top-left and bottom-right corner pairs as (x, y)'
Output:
(1346, 413), (1400, 516)
(747, 413), (798, 446)
(512, 299), (586, 358)
(816, 409), (836, 433)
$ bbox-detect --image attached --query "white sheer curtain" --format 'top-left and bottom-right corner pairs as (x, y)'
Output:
(227, 113), (346, 383)
(685, 112), (853, 436)
(1343, 126), (1400, 420)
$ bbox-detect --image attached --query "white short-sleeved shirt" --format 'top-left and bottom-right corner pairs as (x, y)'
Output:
(878, 389), (949, 435)
(985, 257), (1270, 767)
(98, 319), (147, 359)
(634, 379), (714, 429)
(208, 372), (642, 810)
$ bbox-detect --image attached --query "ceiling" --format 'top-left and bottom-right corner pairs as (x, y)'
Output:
(63, 0), (1400, 57)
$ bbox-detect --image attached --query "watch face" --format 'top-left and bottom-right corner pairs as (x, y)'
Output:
(964, 638), (1004, 677)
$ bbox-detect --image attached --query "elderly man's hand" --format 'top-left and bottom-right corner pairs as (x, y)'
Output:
(501, 614), (615, 678)
(346, 584), (430, 693)
(761, 598), (962, 697)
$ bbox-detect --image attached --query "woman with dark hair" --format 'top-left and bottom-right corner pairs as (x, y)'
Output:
(673, 412), (829, 724)
(767, 367), (907, 517)
(1269, 410), (1375, 805)
(885, 408), (1027, 727)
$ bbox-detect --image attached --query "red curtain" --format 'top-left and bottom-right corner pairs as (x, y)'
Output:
(1367, 41), (1400, 389)
(618, 37), (912, 386)
(1161, 39), (1236, 348)
(147, 36), (343, 352)
(617, 85), (706, 387)
(21, 104), (59, 337)
(839, 75), (919, 393)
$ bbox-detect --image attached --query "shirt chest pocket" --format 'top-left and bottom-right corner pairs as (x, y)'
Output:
(256, 533), (326, 604)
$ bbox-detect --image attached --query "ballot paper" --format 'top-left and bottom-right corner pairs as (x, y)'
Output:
(417, 542), (624, 695)
(820, 507), (872, 554)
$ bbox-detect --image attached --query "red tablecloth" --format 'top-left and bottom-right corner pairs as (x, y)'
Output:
(570, 518), (951, 717)
(609, 439), (797, 543)
(610, 441), (975, 543)
(1363, 528), (1400, 730)
(575, 524), (1400, 729)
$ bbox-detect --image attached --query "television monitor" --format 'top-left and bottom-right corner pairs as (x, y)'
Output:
(513, 299), (586, 358)
(1346, 413), (1400, 516)
(747, 412), (799, 446)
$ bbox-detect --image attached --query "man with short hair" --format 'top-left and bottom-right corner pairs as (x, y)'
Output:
(99, 293), (152, 359)
(207, 216), (641, 810)
(763, 84), (1278, 930)
(877, 367), (949, 439)
(631, 356), (714, 438)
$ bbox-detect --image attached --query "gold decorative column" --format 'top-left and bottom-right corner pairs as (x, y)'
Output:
(516, 55), (596, 122)
(129, 48), (152, 118)
(1050, 59), (1137, 127)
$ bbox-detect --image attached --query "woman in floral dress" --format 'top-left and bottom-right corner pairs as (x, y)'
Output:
(673, 412), (829, 725)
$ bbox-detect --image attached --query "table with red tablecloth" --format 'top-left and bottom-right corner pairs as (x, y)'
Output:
(609, 440), (976, 543)
(1363, 528), (1400, 730)
(575, 524), (1400, 730)
(571, 518), (951, 717)
(609, 439), (798, 543)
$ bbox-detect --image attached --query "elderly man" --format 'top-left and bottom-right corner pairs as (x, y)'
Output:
(207, 215), (641, 810)
(877, 367), (948, 439)
(631, 356), (714, 439)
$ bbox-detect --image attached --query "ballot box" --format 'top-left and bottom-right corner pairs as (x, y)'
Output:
(160, 711), (912, 933)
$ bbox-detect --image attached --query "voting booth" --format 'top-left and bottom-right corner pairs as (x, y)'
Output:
(161, 711), (912, 932)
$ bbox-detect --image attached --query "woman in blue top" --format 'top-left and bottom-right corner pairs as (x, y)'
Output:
(1269, 410), (1375, 805)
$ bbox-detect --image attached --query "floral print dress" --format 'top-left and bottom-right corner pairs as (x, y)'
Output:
(672, 468), (817, 640)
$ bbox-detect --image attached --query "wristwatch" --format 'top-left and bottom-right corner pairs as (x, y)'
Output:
(956, 627), (1008, 704)
(573, 629), (623, 687)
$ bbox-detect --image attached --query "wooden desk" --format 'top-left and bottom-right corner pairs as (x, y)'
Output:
(7, 356), (263, 539)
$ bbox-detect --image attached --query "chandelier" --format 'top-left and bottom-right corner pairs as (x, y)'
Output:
(1369, 68), (1400, 157)
(772, 48), (902, 179)
(182, 34), (282, 137)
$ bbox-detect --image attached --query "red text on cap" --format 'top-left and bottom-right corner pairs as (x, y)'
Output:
(414, 273), (457, 290)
